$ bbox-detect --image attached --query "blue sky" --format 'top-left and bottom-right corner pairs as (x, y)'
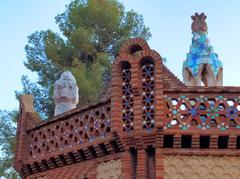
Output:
(1, 0), (240, 111)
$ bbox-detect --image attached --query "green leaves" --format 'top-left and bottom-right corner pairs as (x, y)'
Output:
(6, 1), (151, 177)
(0, 110), (18, 178)
(0, 1), (152, 178)
(21, 0), (151, 118)
(15, 76), (55, 119)
(70, 53), (110, 104)
(24, 30), (62, 87)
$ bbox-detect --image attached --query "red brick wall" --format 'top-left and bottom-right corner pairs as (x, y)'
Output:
(27, 159), (97, 179)
(25, 152), (130, 179)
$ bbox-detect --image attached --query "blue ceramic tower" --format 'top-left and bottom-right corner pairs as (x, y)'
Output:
(183, 13), (223, 86)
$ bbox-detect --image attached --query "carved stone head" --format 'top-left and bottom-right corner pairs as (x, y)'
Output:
(54, 71), (79, 116)
(191, 12), (208, 33)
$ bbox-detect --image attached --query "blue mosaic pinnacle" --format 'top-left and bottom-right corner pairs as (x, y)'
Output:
(183, 32), (223, 77)
(183, 12), (223, 86)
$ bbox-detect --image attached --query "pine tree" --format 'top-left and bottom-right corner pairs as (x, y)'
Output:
(17, 0), (151, 119)
(0, 110), (19, 178)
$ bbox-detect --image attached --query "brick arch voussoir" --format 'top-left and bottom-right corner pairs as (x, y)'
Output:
(113, 53), (138, 71)
(111, 53), (136, 88)
(114, 53), (135, 65)
(119, 38), (150, 55)
(134, 49), (163, 67)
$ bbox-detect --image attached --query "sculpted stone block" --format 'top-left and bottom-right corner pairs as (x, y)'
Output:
(191, 12), (207, 33)
(20, 95), (35, 113)
(164, 155), (240, 179)
(54, 71), (79, 116)
(97, 159), (121, 179)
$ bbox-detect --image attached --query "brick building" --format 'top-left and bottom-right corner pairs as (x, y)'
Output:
(13, 13), (240, 179)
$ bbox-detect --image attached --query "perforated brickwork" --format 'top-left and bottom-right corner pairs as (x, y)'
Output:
(29, 104), (111, 159)
(164, 94), (240, 131)
(142, 63), (155, 130)
(121, 63), (134, 132)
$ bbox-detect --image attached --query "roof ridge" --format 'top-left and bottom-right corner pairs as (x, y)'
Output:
(162, 64), (185, 88)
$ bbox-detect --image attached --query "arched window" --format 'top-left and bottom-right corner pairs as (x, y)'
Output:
(121, 61), (134, 132)
(141, 57), (155, 130)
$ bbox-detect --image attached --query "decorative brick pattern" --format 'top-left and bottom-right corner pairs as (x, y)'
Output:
(27, 159), (97, 179)
(121, 63), (134, 132)
(119, 37), (150, 55)
(164, 95), (240, 131)
(164, 155), (240, 179)
(141, 63), (155, 130)
(136, 149), (147, 178)
(28, 104), (111, 159)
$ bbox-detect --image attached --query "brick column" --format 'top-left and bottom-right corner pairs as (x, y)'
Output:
(136, 149), (147, 179)
(110, 63), (123, 134)
(131, 60), (142, 131)
(154, 57), (164, 128)
(121, 151), (133, 179)
(156, 129), (164, 179)
(14, 95), (39, 174)
(192, 134), (200, 148)
(210, 135), (218, 149)
(174, 134), (181, 148)
(228, 135), (237, 149)
(155, 149), (164, 179)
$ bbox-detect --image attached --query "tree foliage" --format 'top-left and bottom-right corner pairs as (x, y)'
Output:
(16, 75), (55, 119)
(1, 1), (151, 178)
(0, 110), (18, 178)
(17, 0), (151, 119)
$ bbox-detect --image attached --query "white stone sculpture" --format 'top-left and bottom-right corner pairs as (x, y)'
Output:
(54, 71), (79, 116)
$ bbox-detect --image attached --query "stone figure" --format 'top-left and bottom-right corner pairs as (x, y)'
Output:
(191, 12), (208, 33)
(54, 71), (79, 116)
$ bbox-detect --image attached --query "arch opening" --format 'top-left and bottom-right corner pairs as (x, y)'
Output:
(129, 44), (143, 55)
(141, 56), (155, 130)
(121, 61), (134, 132)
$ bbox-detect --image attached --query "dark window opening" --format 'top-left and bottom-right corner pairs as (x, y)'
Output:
(42, 160), (49, 170)
(111, 140), (120, 153)
(181, 135), (192, 148)
(237, 136), (240, 149)
(26, 164), (33, 174)
(121, 61), (131, 69)
(218, 136), (228, 149)
(163, 135), (174, 148)
(88, 146), (97, 158)
(34, 162), (41, 172)
(130, 44), (143, 55)
(130, 148), (137, 179)
(146, 146), (155, 179)
(140, 56), (154, 66)
(68, 152), (77, 163)
(200, 136), (210, 149)
(99, 143), (109, 155)
(78, 150), (86, 161)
